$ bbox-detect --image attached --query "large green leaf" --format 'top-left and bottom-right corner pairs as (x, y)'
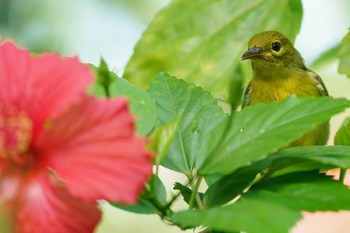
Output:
(173, 171), (350, 233)
(148, 73), (227, 174)
(90, 64), (156, 136)
(200, 96), (350, 175)
(204, 145), (350, 207)
(338, 30), (350, 78)
(270, 145), (350, 173)
(124, 0), (302, 99)
(172, 198), (301, 233)
(203, 160), (267, 207)
(247, 171), (350, 212)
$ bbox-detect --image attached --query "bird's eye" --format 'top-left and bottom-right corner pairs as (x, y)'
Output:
(272, 41), (281, 52)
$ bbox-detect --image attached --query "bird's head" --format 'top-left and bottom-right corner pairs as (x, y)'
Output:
(241, 31), (305, 71)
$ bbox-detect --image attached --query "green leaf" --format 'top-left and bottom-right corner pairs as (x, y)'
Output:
(173, 171), (350, 233)
(335, 117), (350, 146)
(205, 145), (350, 207)
(200, 96), (350, 175)
(227, 64), (245, 112)
(338, 30), (350, 78)
(90, 65), (156, 136)
(271, 145), (350, 173)
(124, 0), (302, 99)
(96, 58), (114, 97)
(203, 160), (268, 207)
(172, 198), (301, 233)
(173, 183), (204, 209)
(148, 73), (227, 174)
(111, 197), (157, 214)
(247, 171), (350, 212)
(149, 175), (167, 206)
(108, 78), (156, 136)
(149, 116), (181, 165)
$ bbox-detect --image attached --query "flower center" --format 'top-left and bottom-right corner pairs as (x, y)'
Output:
(0, 106), (34, 166)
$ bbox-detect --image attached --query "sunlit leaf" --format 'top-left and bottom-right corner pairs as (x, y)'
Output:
(124, 0), (302, 100)
(200, 96), (350, 175)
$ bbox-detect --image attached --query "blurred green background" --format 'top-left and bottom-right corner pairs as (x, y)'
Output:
(1, 0), (350, 232)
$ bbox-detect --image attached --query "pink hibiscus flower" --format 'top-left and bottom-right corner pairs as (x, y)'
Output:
(0, 41), (153, 233)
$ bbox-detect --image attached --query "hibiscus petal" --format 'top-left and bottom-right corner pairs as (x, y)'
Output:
(0, 41), (93, 133)
(15, 171), (101, 233)
(0, 158), (6, 171)
(37, 97), (153, 204)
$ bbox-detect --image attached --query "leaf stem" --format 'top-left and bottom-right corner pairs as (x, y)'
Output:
(340, 168), (347, 184)
(104, 85), (110, 98)
(189, 176), (204, 209)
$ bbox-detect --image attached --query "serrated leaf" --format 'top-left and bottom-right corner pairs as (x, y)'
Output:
(148, 73), (227, 174)
(200, 96), (350, 175)
(335, 117), (350, 145)
(124, 0), (302, 99)
(338, 30), (350, 78)
(172, 198), (301, 233)
(89, 65), (156, 136)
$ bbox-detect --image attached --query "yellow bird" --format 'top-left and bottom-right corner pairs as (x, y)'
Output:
(241, 31), (329, 146)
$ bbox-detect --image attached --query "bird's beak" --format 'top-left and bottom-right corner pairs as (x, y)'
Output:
(241, 47), (264, 60)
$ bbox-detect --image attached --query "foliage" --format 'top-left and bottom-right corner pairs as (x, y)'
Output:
(87, 1), (350, 232)
(92, 71), (350, 232)
(338, 29), (350, 78)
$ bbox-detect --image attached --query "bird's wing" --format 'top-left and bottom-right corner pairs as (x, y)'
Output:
(242, 82), (252, 108)
(307, 70), (328, 96)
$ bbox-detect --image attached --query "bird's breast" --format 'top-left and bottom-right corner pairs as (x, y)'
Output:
(248, 74), (320, 105)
